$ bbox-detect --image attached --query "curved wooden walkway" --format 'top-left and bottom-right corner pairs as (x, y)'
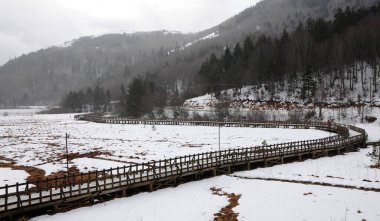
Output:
(0, 115), (367, 220)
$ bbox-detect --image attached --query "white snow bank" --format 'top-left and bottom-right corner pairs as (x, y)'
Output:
(235, 148), (380, 189)
(33, 175), (380, 221)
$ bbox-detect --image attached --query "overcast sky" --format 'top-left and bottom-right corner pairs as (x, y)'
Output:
(0, 0), (260, 66)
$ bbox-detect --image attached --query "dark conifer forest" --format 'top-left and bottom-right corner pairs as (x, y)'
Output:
(199, 5), (380, 95)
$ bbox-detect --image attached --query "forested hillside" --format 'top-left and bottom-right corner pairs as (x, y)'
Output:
(198, 4), (380, 100)
(61, 4), (380, 119)
(184, 4), (380, 122)
(1, 0), (378, 107)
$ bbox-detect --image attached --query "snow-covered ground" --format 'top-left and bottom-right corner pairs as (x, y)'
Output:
(0, 106), (46, 116)
(234, 148), (380, 189)
(0, 110), (332, 183)
(33, 175), (380, 221)
(1, 108), (378, 220)
(0, 168), (29, 187)
(31, 122), (380, 221)
(230, 114), (380, 191)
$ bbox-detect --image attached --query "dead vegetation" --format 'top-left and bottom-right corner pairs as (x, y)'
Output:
(57, 151), (112, 161)
(210, 187), (241, 221)
(0, 152), (112, 189)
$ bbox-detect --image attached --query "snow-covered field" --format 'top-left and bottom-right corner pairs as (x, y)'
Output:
(1, 108), (379, 220)
(0, 110), (331, 184)
(0, 107), (46, 116)
(31, 123), (380, 221)
(33, 175), (380, 221)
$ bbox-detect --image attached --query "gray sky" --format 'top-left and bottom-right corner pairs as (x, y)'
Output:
(0, 0), (260, 66)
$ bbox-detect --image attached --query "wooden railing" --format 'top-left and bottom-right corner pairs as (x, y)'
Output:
(0, 115), (367, 218)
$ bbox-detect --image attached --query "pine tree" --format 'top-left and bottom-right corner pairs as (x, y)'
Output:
(125, 78), (145, 117)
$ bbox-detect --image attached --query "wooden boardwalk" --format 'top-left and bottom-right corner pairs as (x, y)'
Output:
(0, 116), (367, 220)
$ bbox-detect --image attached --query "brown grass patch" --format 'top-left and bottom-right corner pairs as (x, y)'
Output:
(46, 142), (60, 147)
(210, 187), (241, 221)
(0, 154), (101, 189)
(58, 151), (112, 161)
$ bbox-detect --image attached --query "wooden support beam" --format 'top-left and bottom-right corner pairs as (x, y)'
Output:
(213, 168), (217, 176)
(148, 183), (153, 192)
(121, 189), (127, 197)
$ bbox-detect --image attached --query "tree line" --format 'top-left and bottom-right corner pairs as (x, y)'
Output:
(198, 4), (380, 99)
(119, 74), (167, 117)
(61, 86), (111, 112)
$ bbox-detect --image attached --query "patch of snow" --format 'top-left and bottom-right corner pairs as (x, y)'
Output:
(168, 31), (219, 55)
(0, 168), (29, 194)
(36, 163), (65, 176)
(72, 158), (127, 173)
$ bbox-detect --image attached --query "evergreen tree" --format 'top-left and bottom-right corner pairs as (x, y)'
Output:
(301, 65), (316, 99)
(125, 78), (145, 117)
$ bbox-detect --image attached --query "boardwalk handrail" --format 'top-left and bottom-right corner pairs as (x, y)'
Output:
(0, 115), (367, 218)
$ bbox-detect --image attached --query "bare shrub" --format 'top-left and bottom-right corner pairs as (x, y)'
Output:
(172, 107), (189, 119)
(288, 109), (303, 122)
(304, 110), (316, 120)
(365, 116), (377, 123)
(246, 111), (267, 122)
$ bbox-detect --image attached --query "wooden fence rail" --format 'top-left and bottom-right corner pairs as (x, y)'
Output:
(0, 115), (367, 219)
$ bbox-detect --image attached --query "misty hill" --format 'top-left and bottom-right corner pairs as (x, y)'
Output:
(0, 31), (199, 106)
(0, 0), (378, 107)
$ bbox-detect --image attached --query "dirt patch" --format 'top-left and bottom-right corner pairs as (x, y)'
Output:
(0, 154), (102, 189)
(369, 164), (380, 169)
(58, 151), (112, 161)
(326, 175), (345, 180)
(182, 143), (211, 148)
(210, 187), (241, 221)
(45, 142), (60, 147)
(135, 151), (147, 157)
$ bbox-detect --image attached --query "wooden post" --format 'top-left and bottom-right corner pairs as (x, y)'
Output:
(148, 183), (153, 192)
(4, 184), (8, 211)
(121, 189), (127, 197)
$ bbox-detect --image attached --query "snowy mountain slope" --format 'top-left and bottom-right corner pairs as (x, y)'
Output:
(185, 64), (380, 110)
